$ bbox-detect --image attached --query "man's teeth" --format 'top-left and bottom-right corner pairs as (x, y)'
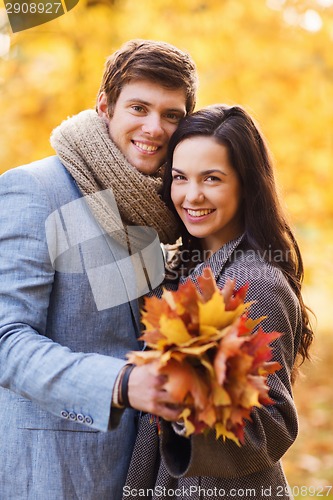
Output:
(134, 142), (158, 152)
(187, 209), (214, 217)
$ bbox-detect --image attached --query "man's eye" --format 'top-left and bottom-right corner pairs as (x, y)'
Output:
(166, 113), (181, 123)
(132, 105), (145, 113)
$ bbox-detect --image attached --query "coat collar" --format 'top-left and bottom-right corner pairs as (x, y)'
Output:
(180, 233), (245, 286)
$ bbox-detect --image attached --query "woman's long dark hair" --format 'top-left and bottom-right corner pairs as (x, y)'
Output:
(162, 104), (313, 371)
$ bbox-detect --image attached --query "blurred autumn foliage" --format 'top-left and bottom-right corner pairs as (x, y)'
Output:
(0, 0), (333, 494)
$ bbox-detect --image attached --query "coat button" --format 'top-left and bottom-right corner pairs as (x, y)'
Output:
(61, 410), (69, 419)
(84, 415), (93, 425)
(77, 413), (85, 423)
(69, 412), (77, 421)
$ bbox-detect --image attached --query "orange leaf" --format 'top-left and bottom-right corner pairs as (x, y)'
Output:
(214, 324), (248, 385)
(159, 359), (210, 409)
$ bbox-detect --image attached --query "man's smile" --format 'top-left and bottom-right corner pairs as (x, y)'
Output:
(132, 141), (160, 153)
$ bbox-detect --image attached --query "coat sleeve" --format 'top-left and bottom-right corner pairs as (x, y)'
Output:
(160, 264), (301, 478)
(0, 167), (127, 432)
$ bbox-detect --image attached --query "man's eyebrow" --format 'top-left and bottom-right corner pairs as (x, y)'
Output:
(124, 98), (151, 106)
(124, 99), (185, 114)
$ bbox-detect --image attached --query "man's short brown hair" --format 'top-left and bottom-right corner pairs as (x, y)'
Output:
(97, 39), (198, 115)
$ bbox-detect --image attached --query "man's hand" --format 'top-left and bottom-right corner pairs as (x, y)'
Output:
(127, 363), (183, 421)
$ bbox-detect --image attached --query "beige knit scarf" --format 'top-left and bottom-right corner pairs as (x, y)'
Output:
(50, 110), (178, 247)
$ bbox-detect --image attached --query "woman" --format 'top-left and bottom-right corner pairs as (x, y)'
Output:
(123, 105), (313, 500)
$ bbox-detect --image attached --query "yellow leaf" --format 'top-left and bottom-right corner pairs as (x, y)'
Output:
(126, 350), (161, 365)
(198, 290), (226, 327)
(159, 315), (192, 346)
(240, 386), (261, 408)
(198, 292), (249, 332)
(199, 325), (220, 338)
(179, 408), (195, 437)
(215, 422), (240, 446)
(176, 342), (217, 357)
(212, 383), (232, 406)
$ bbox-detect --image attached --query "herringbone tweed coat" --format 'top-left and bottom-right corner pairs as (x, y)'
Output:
(123, 235), (300, 500)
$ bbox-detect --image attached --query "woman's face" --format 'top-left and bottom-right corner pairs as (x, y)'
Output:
(171, 136), (243, 253)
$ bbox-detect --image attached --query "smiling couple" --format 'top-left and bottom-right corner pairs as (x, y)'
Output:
(0, 39), (313, 500)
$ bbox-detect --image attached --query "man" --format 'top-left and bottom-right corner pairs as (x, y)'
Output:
(0, 39), (197, 499)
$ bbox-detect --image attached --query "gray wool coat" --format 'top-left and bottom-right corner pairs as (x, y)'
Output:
(123, 235), (301, 500)
(0, 156), (164, 500)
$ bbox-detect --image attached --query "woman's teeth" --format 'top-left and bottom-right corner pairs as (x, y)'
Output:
(187, 209), (214, 217)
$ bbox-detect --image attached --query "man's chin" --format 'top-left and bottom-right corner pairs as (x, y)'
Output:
(132, 159), (163, 175)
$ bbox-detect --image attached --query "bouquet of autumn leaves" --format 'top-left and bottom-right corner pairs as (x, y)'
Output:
(127, 268), (282, 446)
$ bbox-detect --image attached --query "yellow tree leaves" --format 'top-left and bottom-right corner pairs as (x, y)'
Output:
(1, 0), (330, 315)
(127, 268), (282, 445)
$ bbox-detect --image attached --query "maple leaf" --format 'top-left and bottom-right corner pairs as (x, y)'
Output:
(226, 353), (256, 405)
(215, 422), (241, 446)
(214, 323), (248, 385)
(248, 374), (273, 406)
(127, 268), (282, 444)
(126, 350), (161, 366)
(159, 358), (210, 410)
(179, 408), (196, 437)
(212, 381), (232, 406)
(198, 401), (217, 427)
(159, 315), (193, 345)
(222, 280), (250, 312)
(141, 295), (172, 331)
(196, 267), (218, 301)
(243, 328), (282, 373)
(165, 280), (200, 324)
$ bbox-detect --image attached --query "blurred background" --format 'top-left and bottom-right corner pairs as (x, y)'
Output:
(0, 0), (332, 496)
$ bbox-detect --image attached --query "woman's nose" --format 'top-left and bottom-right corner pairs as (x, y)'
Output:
(185, 183), (205, 204)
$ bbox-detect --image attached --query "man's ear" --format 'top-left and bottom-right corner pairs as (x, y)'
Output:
(97, 92), (108, 118)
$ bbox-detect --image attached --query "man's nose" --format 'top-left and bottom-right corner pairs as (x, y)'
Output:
(141, 114), (164, 137)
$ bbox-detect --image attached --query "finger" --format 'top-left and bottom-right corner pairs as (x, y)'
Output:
(159, 400), (184, 418)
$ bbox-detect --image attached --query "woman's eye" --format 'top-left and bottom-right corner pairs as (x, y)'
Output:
(172, 174), (186, 181)
(206, 176), (221, 182)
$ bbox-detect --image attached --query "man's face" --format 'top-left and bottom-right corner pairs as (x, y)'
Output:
(97, 80), (187, 175)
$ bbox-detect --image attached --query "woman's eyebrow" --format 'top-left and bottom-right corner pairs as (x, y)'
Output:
(172, 167), (227, 176)
(201, 169), (227, 176)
